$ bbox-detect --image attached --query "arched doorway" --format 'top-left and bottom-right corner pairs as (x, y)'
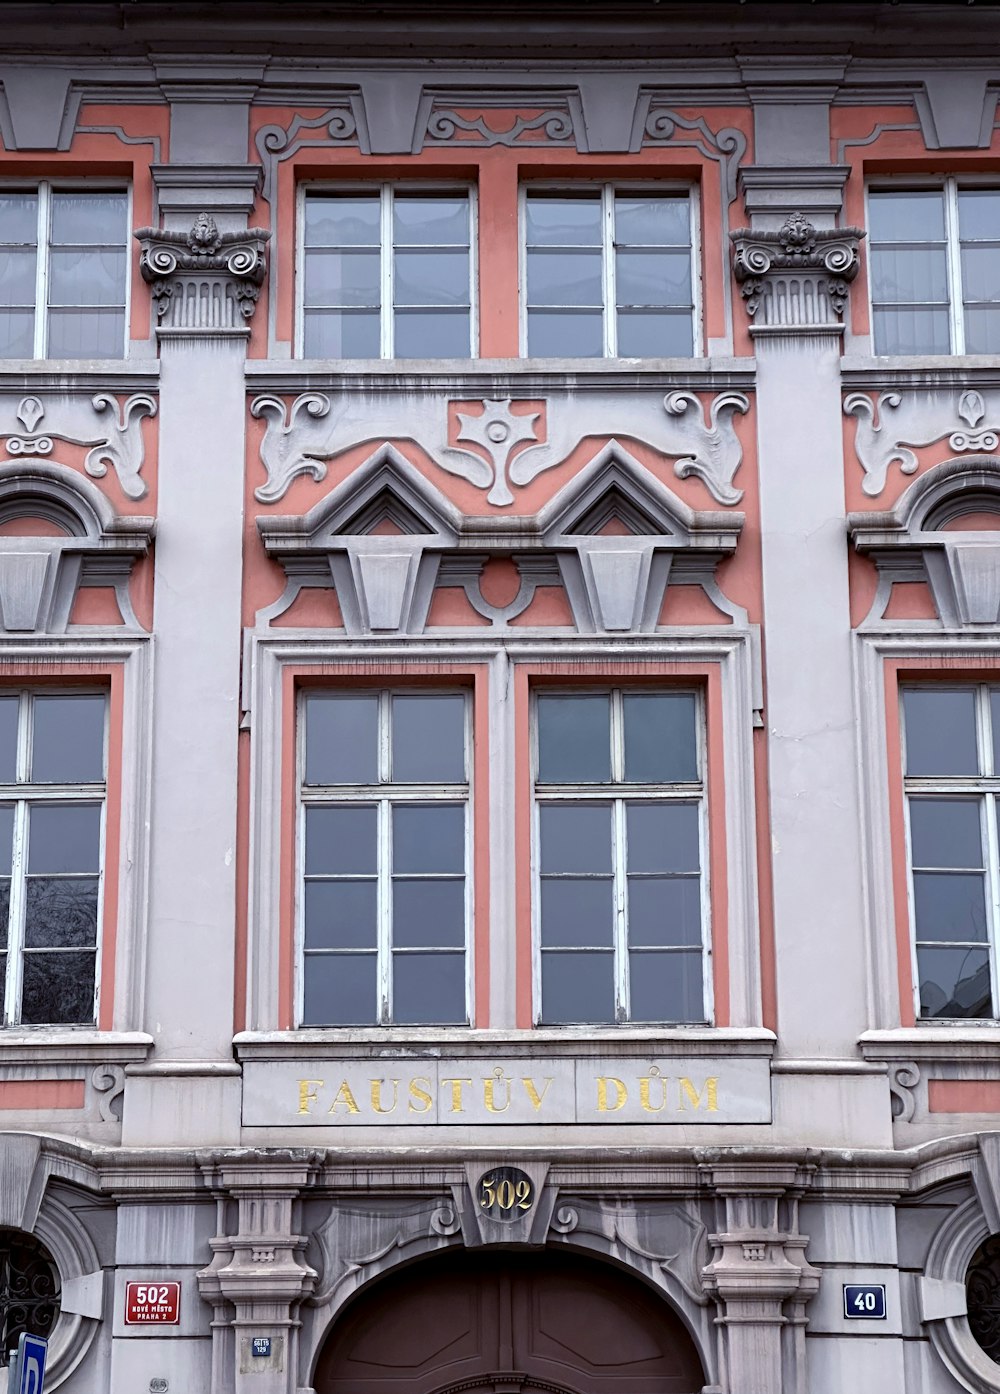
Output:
(313, 1248), (705, 1394)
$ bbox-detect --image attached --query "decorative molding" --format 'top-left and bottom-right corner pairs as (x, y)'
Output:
(888, 1061), (921, 1123)
(834, 120), (922, 165)
(75, 125), (162, 162)
(308, 1197), (462, 1308)
(255, 102), (363, 207)
(845, 387), (1000, 498)
(0, 391), (155, 501)
(135, 212), (270, 331)
(251, 387), (750, 508)
(89, 1064), (125, 1123)
(732, 211), (864, 332)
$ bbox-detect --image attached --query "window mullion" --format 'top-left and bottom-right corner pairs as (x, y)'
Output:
(603, 185), (616, 357)
(382, 185), (393, 358)
(34, 184), (49, 359)
(378, 797), (392, 1025)
(7, 800), (29, 1025)
(945, 178), (966, 353)
(613, 797), (629, 1023)
(984, 789), (1000, 1018)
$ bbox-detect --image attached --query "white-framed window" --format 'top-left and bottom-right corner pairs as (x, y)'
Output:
(868, 181), (1000, 355)
(901, 683), (1000, 1020)
(0, 690), (107, 1027)
(0, 185), (129, 359)
(532, 687), (709, 1024)
(521, 185), (697, 358)
(299, 185), (476, 359)
(298, 689), (471, 1025)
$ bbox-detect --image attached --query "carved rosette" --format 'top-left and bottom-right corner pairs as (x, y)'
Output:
(134, 212), (271, 332)
(731, 212), (864, 333)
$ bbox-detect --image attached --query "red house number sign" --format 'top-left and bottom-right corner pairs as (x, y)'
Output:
(124, 1281), (181, 1325)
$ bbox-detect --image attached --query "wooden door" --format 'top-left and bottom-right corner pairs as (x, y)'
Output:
(314, 1249), (704, 1394)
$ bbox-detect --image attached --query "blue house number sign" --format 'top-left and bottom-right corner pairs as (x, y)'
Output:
(843, 1284), (887, 1319)
(252, 1337), (272, 1358)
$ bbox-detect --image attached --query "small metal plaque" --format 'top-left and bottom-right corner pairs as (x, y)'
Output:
(251, 1337), (272, 1358)
(843, 1284), (887, 1320)
(477, 1166), (535, 1222)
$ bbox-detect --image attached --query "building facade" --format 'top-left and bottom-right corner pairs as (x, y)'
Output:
(4, 2), (1000, 1391)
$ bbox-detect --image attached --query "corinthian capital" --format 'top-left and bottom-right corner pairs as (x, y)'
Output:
(134, 212), (271, 332)
(730, 211), (865, 332)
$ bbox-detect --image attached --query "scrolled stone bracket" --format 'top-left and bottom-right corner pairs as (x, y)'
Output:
(134, 212), (270, 334)
(731, 211), (864, 334)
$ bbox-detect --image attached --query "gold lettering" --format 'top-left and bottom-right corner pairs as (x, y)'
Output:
(327, 1080), (361, 1114)
(297, 1079), (324, 1115)
(408, 1077), (433, 1114)
(596, 1076), (628, 1112)
(442, 1077), (473, 1112)
(639, 1072), (670, 1114)
(484, 1071), (512, 1113)
(678, 1077), (718, 1112)
(521, 1076), (555, 1112)
(370, 1078), (399, 1114)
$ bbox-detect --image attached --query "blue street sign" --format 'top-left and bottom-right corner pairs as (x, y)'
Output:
(843, 1284), (887, 1320)
(9, 1333), (47, 1394)
(251, 1337), (271, 1358)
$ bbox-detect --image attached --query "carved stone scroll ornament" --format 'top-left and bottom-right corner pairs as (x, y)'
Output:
(90, 1064), (126, 1123)
(889, 1062), (921, 1123)
(845, 387), (1000, 497)
(308, 1198), (462, 1309)
(252, 389), (750, 507)
(731, 212), (864, 330)
(0, 392), (155, 500)
(135, 212), (270, 330)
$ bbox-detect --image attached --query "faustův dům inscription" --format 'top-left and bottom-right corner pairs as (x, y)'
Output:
(241, 1057), (771, 1125)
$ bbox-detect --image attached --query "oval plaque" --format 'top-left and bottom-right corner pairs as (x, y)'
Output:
(477, 1166), (535, 1222)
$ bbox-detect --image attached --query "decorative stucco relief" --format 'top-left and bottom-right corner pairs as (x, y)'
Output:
(422, 101), (577, 147)
(889, 1061), (921, 1123)
(0, 393), (155, 501)
(732, 212), (864, 331)
(89, 1065), (126, 1124)
(846, 387), (1000, 497)
(309, 1197), (461, 1308)
(255, 103), (363, 206)
(640, 105), (747, 206)
(251, 388), (750, 507)
(135, 212), (270, 329)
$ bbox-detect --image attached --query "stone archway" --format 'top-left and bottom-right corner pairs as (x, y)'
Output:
(312, 1247), (705, 1394)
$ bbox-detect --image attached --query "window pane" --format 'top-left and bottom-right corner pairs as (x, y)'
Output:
(392, 951), (466, 1023)
(541, 949), (614, 1023)
(393, 803), (464, 873)
(539, 804), (612, 873)
(48, 308), (125, 358)
(305, 805), (377, 875)
(48, 249), (126, 307)
(917, 945), (992, 1018)
(537, 694), (611, 782)
(615, 196), (690, 247)
(623, 693), (698, 782)
(305, 695), (378, 785)
(0, 308), (35, 357)
(394, 309), (470, 358)
(394, 250), (469, 307)
(628, 877), (702, 947)
(960, 245), (1000, 302)
(527, 310), (603, 357)
(0, 249), (37, 304)
(20, 949), (95, 1025)
(304, 249), (380, 308)
(391, 694), (465, 782)
(526, 195), (602, 246)
(305, 196), (381, 248)
(617, 310), (693, 358)
(869, 191), (946, 242)
(303, 309), (380, 358)
(0, 697), (18, 783)
(527, 249), (602, 307)
(540, 877), (613, 947)
(27, 804), (100, 873)
(0, 882), (9, 951)
(24, 877), (99, 947)
(32, 695), (105, 783)
(393, 197), (469, 247)
(872, 305), (950, 356)
(913, 871), (988, 942)
(627, 803), (700, 873)
(50, 192), (126, 245)
(0, 804), (12, 877)
(304, 880), (377, 949)
(616, 250), (691, 307)
(0, 192), (38, 244)
(302, 952), (377, 1025)
(909, 798), (983, 868)
(869, 246), (948, 304)
(958, 190), (1000, 242)
(393, 879), (465, 947)
(629, 949), (704, 1021)
(903, 688), (979, 775)
(963, 306), (1000, 356)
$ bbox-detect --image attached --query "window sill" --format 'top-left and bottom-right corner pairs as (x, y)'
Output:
(860, 1026), (1000, 1062)
(0, 1029), (153, 1063)
(842, 356), (1000, 388)
(233, 1026), (776, 1062)
(0, 359), (159, 390)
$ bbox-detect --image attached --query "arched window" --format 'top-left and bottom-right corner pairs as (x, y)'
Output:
(0, 1228), (60, 1365)
(967, 1233), (1000, 1363)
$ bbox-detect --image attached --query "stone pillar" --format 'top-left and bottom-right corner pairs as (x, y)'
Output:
(198, 1155), (321, 1394)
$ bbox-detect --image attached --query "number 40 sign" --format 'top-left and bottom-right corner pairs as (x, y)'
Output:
(843, 1284), (887, 1320)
